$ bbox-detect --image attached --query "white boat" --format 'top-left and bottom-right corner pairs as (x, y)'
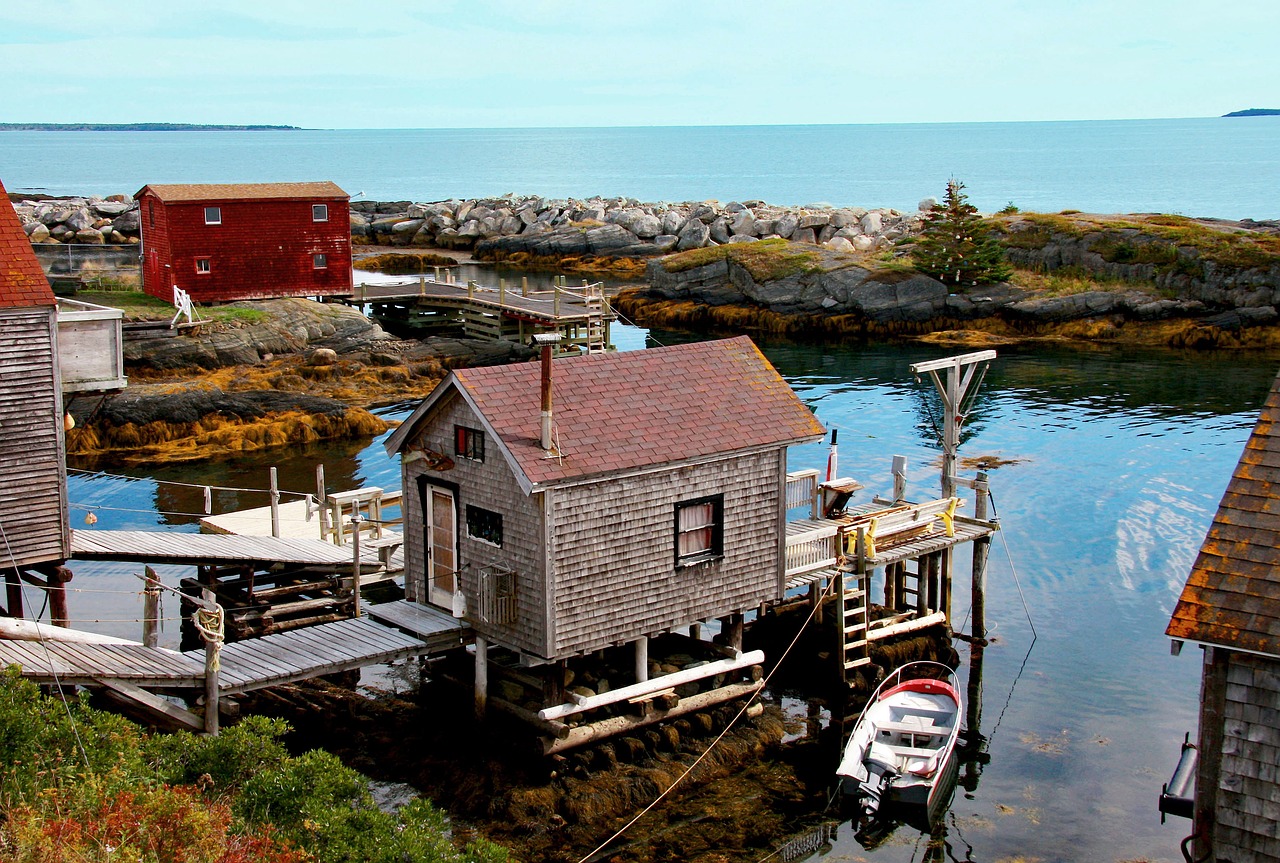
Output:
(836, 661), (963, 826)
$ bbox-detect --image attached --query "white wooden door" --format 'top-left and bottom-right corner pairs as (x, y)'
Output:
(425, 486), (457, 608)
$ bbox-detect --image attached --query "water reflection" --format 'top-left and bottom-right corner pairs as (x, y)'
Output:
(58, 325), (1280, 862)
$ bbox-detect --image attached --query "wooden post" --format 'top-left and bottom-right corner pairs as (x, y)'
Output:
(522, 276), (529, 297)
(971, 472), (991, 641)
(467, 280), (475, 300)
(892, 455), (908, 502)
(500, 278), (506, 305)
(201, 587), (220, 735)
(142, 566), (161, 648)
(884, 562), (897, 610)
(1193, 646), (1228, 857)
(45, 565), (72, 627)
(315, 463), (330, 542)
(4, 571), (23, 619)
(690, 622), (701, 641)
(269, 467), (280, 538)
(634, 636), (649, 683)
(724, 613), (744, 652)
(419, 274), (426, 297)
(434, 266), (441, 282)
(474, 636), (488, 720)
(909, 351), (996, 499)
(350, 510), (363, 617)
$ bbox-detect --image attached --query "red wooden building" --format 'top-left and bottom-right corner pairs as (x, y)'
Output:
(134, 182), (352, 304)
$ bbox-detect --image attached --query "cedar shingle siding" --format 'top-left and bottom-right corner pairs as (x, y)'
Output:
(1215, 652), (1280, 862)
(0, 308), (68, 568)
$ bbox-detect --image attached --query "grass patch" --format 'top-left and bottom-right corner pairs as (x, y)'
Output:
(661, 238), (824, 282)
(207, 306), (269, 325)
(1009, 267), (1147, 297)
(74, 289), (174, 321)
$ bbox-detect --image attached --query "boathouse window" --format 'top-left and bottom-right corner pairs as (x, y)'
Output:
(195, 257), (211, 274)
(674, 494), (723, 565)
(312, 203), (329, 222)
(466, 505), (503, 547)
(313, 253), (328, 269)
(204, 206), (221, 225)
(454, 425), (485, 462)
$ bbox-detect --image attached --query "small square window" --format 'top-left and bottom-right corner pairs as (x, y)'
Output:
(675, 494), (724, 565)
(313, 253), (327, 269)
(454, 425), (484, 462)
(312, 203), (329, 222)
(466, 505), (503, 547)
(195, 258), (211, 274)
(204, 206), (221, 225)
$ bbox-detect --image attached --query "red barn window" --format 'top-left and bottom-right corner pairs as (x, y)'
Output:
(196, 257), (211, 274)
(312, 204), (329, 222)
(313, 253), (327, 269)
(204, 206), (222, 225)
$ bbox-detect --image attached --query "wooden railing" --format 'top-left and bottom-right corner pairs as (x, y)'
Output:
(784, 523), (840, 578)
(785, 469), (820, 516)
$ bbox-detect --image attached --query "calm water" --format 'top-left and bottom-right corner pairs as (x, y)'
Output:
(58, 323), (1280, 863)
(4, 118), (1280, 219)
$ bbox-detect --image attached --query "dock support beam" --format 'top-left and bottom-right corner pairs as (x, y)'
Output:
(971, 470), (991, 642)
(474, 636), (488, 720)
(634, 636), (649, 683)
(201, 587), (220, 736)
(143, 566), (161, 648)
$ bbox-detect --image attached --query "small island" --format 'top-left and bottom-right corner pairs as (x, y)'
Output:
(0, 122), (301, 131)
(1222, 108), (1280, 117)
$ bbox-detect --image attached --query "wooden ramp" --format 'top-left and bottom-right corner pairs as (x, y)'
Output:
(0, 601), (468, 730)
(71, 529), (374, 569)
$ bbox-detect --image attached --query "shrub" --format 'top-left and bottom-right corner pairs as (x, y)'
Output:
(912, 179), (1011, 287)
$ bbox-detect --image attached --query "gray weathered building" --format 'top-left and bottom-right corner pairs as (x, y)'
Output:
(1167, 369), (1280, 862)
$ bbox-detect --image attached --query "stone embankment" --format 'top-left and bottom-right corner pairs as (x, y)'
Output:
(350, 194), (929, 257)
(13, 194), (140, 244)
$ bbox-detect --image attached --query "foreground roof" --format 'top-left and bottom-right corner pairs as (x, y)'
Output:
(134, 182), (347, 202)
(1167, 370), (1280, 656)
(0, 178), (55, 308)
(387, 336), (825, 491)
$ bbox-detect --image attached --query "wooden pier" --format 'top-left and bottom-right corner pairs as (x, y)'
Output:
(0, 600), (468, 732)
(345, 273), (615, 354)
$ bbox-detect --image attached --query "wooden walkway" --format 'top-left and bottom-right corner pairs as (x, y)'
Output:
(70, 529), (376, 569)
(0, 601), (467, 697)
(348, 277), (609, 326)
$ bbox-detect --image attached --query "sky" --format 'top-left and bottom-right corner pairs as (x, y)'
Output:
(2, 1), (1278, 129)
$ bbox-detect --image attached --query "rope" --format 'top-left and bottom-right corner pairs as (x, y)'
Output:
(68, 467), (312, 499)
(192, 605), (225, 671)
(576, 574), (840, 863)
(987, 489), (1036, 638)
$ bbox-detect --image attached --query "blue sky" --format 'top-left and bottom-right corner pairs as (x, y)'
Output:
(3, 1), (1277, 128)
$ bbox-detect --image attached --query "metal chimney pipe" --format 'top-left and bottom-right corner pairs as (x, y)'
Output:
(533, 333), (561, 452)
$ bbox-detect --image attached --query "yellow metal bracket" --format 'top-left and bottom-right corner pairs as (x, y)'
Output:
(939, 498), (958, 537)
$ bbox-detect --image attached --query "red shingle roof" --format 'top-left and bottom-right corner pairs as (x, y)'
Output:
(134, 182), (347, 202)
(0, 179), (55, 308)
(389, 336), (825, 489)
(1167, 370), (1280, 656)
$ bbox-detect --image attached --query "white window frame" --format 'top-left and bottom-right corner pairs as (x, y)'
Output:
(312, 203), (329, 222)
(204, 206), (221, 225)
(313, 253), (328, 269)
(675, 494), (724, 566)
(195, 257), (211, 274)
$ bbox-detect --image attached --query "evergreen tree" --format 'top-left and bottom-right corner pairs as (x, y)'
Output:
(912, 179), (1011, 288)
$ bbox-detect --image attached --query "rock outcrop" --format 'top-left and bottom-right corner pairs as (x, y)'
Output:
(13, 194), (141, 244)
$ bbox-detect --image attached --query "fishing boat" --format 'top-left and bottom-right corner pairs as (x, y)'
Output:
(836, 661), (963, 827)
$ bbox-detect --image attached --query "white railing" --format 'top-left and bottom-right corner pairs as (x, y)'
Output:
(784, 524), (840, 578)
(785, 469), (820, 515)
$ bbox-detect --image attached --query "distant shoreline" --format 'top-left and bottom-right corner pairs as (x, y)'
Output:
(0, 123), (301, 132)
(1222, 108), (1280, 118)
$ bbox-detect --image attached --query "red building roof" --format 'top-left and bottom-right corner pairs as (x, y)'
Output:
(135, 182), (347, 202)
(1167, 370), (1280, 656)
(0, 179), (54, 308)
(388, 336), (826, 490)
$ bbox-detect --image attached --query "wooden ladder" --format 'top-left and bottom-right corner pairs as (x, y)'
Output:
(838, 572), (871, 679)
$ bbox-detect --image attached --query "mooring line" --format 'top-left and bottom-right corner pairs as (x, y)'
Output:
(576, 574), (841, 863)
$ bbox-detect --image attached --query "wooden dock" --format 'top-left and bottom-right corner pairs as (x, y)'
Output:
(0, 600), (469, 731)
(71, 528), (378, 570)
(347, 274), (615, 354)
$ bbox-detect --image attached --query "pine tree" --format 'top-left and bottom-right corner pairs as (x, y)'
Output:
(912, 179), (1011, 288)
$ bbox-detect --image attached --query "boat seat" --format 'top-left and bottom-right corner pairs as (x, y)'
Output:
(865, 741), (899, 773)
(877, 721), (951, 738)
(882, 744), (938, 759)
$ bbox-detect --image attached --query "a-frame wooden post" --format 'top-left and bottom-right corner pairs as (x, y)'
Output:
(909, 350), (996, 498)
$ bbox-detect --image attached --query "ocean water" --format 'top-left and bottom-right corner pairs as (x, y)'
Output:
(58, 328), (1280, 863)
(3, 117), (1280, 219)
